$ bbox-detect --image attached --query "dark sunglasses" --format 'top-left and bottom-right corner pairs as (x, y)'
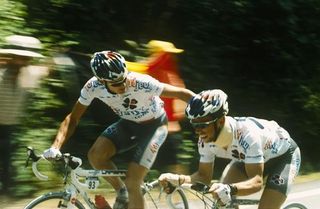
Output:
(190, 119), (216, 129)
(109, 77), (127, 87)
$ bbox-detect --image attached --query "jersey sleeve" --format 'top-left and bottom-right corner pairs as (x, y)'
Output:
(152, 78), (164, 96)
(136, 73), (164, 96)
(78, 79), (95, 106)
(244, 134), (264, 164)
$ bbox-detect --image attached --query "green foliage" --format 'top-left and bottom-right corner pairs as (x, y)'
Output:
(0, 1), (23, 39)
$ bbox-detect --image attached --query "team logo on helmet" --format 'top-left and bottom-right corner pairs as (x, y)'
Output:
(185, 95), (206, 119)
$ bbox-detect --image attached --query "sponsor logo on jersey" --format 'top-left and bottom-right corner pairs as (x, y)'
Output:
(106, 125), (117, 135)
(231, 149), (245, 160)
(271, 174), (285, 185)
(115, 107), (150, 119)
(127, 77), (137, 87)
(264, 140), (279, 154)
(122, 98), (138, 109)
(85, 80), (103, 91)
(136, 80), (152, 91)
(149, 142), (160, 154)
(239, 137), (250, 153)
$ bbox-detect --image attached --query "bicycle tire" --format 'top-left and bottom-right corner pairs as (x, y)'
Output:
(166, 188), (189, 209)
(143, 181), (189, 209)
(282, 203), (308, 209)
(23, 192), (86, 209)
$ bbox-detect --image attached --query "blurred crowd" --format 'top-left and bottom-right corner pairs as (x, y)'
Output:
(0, 35), (49, 193)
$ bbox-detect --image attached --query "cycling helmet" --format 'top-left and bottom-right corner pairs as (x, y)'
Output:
(186, 89), (229, 120)
(90, 51), (128, 81)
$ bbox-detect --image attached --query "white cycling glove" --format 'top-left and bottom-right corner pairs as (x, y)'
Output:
(158, 173), (181, 185)
(43, 147), (62, 159)
(209, 183), (232, 206)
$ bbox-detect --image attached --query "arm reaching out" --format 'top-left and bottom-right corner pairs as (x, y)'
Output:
(160, 83), (195, 102)
(43, 101), (87, 158)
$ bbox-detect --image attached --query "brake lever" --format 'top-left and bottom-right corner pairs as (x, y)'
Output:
(166, 182), (177, 194)
(25, 146), (36, 167)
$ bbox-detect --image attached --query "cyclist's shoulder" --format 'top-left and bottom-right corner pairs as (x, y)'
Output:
(128, 71), (159, 83)
(82, 77), (104, 91)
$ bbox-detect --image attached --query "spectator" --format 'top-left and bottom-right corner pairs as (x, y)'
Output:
(126, 40), (188, 173)
(0, 35), (46, 194)
(144, 40), (188, 173)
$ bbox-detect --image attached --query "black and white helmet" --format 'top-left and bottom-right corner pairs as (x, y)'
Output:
(90, 51), (128, 81)
(186, 89), (229, 120)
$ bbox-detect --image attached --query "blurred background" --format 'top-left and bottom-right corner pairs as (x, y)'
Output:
(0, 0), (319, 199)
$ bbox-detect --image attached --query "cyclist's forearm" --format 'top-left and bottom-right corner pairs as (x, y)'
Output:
(231, 175), (263, 196)
(179, 171), (211, 185)
(192, 172), (212, 185)
(52, 114), (78, 149)
(161, 84), (196, 102)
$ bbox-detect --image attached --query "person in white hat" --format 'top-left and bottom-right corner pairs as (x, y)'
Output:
(0, 35), (45, 193)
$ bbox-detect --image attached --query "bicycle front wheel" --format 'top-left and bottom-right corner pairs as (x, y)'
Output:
(23, 192), (85, 209)
(143, 181), (189, 209)
(282, 203), (308, 209)
(166, 188), (189, 209)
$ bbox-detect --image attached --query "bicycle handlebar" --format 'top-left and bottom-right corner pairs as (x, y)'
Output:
(26, 146), (82, 181)
(190, 181), (211, 193)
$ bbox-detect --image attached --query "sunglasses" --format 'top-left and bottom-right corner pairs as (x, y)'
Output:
(108, 77), (127, 87)
(190, 119), (216, 129)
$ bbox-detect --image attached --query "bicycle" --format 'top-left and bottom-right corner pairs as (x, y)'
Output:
(23, 147), (189, 209)
(171, 181), (308, 209)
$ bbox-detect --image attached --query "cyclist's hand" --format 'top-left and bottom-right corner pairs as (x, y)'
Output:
(158, 173), (180, 185)
(158, 173), (181, 194)
(43, 147), (61, 159)
(209, 183), (232, 206)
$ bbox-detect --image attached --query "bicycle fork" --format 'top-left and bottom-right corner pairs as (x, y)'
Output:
(57, 185), (82, 209)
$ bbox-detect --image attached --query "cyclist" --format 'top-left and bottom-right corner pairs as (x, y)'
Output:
(43, 51), (195, 209)
(159, 89), (301, 209)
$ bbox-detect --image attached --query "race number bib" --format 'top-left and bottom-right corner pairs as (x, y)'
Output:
(85, 177), (100, 190)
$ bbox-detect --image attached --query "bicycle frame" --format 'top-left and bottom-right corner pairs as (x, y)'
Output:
(25, 147), (187, 209)
(27, 147), (128, 208)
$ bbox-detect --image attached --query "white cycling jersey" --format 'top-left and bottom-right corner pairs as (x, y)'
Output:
(199, 116), (293, 164)
(78, 72), (165, 122)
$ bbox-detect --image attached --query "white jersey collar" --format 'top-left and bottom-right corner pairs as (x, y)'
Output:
(214, 116), (234, 149)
